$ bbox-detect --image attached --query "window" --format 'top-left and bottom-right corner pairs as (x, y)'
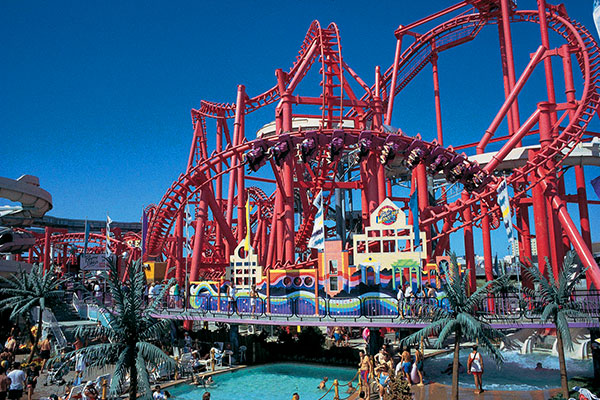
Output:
(383, 240), (395, 253)
(329, 259), (338, 274)
(329, 277), (338, 291)
(368, 240), (381, 253)
(357, 240), (365, 253)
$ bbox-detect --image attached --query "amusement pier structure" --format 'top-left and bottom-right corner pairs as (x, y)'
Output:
(3, 0), (600, 330)
(142, 0), (600, 328)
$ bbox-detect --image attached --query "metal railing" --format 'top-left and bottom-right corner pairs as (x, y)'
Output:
(155, 290), (600, 323)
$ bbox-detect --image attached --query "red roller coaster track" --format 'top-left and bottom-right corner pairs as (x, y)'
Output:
(145, 0), (600, 289)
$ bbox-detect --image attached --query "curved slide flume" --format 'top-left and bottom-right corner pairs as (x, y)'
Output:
(0, 175), (52, 227)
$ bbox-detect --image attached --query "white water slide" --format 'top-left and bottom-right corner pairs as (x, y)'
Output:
(0, 175), (52, 227)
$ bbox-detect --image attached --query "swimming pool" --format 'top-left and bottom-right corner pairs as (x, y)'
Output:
(425, 349), (593, 391)
(168, 363), (357, 400)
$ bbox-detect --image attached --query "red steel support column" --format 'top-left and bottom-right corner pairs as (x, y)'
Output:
(559, 43), (593, 250)
(215, 116), (224, 254)
(538, 102), (563, 278)
(481, 206), (494, 283)
(43, 227), (51, 273)
(374, 66), (386, 205)
(530, 169), (551, 277)
(281, 92), (295, 264)
(500, 0), (521, 135)
(416, 163), (430, 260)
(265, 195), (278, 268)
(461, 193), (477, 293)
(360, 159), (372, 228)
(175, 210), (184, 283)
(189, 194), (208, 282)
(536, 0), (558, 122)
(235, 86), (247, 245)
(431, 54), (444, 146)
(385, 35), (403, 125)
(225, 85), (246, 256)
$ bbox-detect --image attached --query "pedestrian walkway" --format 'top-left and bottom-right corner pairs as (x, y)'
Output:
(409, 383), (560, 400)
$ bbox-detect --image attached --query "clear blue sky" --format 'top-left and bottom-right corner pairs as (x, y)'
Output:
(1, 0), (599, 256)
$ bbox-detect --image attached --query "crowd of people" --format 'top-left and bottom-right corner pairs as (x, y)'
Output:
(356, 343), (425, 400)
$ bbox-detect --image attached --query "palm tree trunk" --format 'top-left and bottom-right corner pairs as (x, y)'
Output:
(556, 327), (569, 399)
(28, 307), (44, 362)
(129, 354), (137, 400)
(452, 327), (461, 400)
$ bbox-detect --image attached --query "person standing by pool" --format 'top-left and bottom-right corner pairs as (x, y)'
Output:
(400, 347), (412, 384)
(358, 350), (372, 398)
(414, 349), (424, 386)
(467, 344), (484, 394)
(377, 364), (391, 400)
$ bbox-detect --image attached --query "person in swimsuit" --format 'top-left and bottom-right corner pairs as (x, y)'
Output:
(377, 364), (391, 399)
(401, 347), (412, 384)
(39, 335), (52, 372)
(414, 349), (424, 386)
(358, 350), (372, 399)
(333, 327), (342, 346)
(317, 377), (328, 390)
(467, 344), (484, 394)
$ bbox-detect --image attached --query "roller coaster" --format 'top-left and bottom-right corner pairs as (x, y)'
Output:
(141, 0), (600, 294)
(3, 1), (600, 307)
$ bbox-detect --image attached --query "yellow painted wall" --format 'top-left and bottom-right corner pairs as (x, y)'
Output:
(143, 262), (167, 282)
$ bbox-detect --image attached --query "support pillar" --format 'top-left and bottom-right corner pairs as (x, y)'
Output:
(431, 54), (444, 146)
(416, 164), (430, 260)
(481, 207), (494, 283)
(43, 227), (51, 273)
(175, 210), (184, 284)
(461, 193), (477, 293)
(189, 193), (208, 282)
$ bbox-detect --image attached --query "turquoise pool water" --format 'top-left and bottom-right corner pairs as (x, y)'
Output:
(168, 363), (357, 400)
(426, 350), (593, 391)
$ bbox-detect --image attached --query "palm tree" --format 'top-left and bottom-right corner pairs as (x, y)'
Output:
(64, 260), (176, 400)
(522, 251), (588, 399)
(401, 253), (506, 400)
(0, 264), (70, 362)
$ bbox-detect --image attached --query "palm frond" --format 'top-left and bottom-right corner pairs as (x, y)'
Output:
(135, 353), (153, 400)
(400, 318), (451, 347)
(540, 303), (558, 324)
(556, 311), (574, 351)
(522, 263), (556, 302)
(136, 342), (175, 370)
(436, 319), (458, 345)
(109, 347), (131, 396)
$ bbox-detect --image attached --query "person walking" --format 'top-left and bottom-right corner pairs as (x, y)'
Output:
(39, 334), (52, 372)
(0, 366), (10, 400)
(467, 344), (484, 394)
(358, 350), (372, 399)
(7, 362), (26, 400)
(25, 365), (38, 400)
